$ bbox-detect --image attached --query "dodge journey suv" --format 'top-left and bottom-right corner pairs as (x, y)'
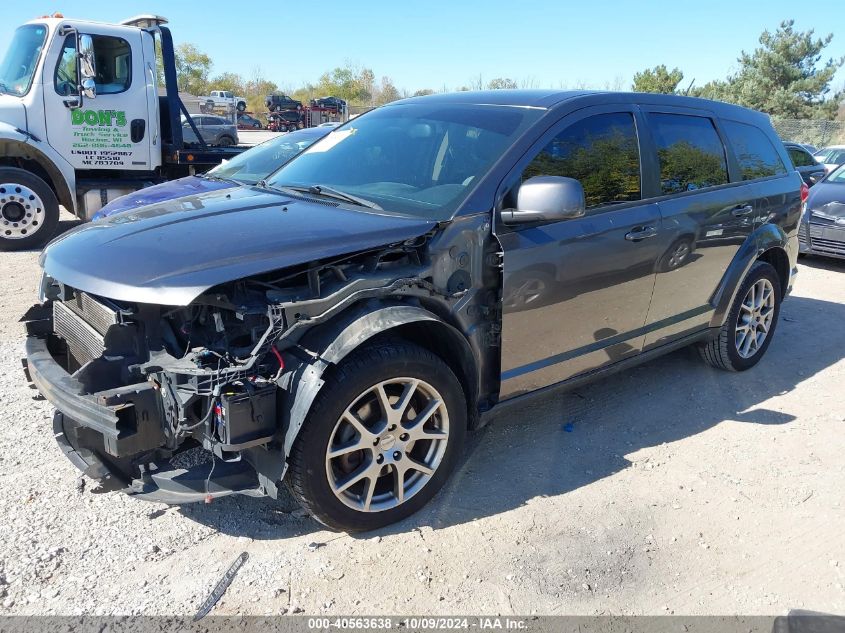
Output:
(23, 91), (802, 532)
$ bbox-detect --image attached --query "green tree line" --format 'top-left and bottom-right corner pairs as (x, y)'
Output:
(632, 20), (844, 120)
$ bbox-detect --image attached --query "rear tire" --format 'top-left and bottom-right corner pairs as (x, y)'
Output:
(287, 341), (467, 532)
(0, 168), (60, 251)
(699, 261), (781, 371)
(218, 136), (235, 147)
(237, 101), (246, 112)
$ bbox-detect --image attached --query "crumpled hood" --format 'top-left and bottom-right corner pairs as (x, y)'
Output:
(41, 186), (437, 305)
(93, 176), (235, 219)
(807, 182), (845, 218)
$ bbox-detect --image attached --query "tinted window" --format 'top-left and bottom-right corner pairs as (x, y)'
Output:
(721, 120), (787, 180)
(54, 34), (131, 95)
(787, 146), (816, 168)
(647, 113), (728, 194)
(523, 113), (641, 209)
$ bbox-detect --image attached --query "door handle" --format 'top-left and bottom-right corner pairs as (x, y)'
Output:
(732, 204), (754, 217)
(625, 226), (658, 241)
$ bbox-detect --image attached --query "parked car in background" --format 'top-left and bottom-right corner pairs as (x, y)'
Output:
(799, 164), (845, 260)
(26, 91), (801, 532)
(182, 115), (239, 147)
(784, 142), (827, 186)
(237, 114), (263, 129)
(312, 96), (346, 111)
(266, 94), (303, 112)
(267, 110), (303, 132)
(201, 90), (247, 112)
(814, 146), (845, 173)
(93, 127), (333, 218)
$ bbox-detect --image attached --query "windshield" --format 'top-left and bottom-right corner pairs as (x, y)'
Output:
(267, 103), (543, 220)
(826, 164), (845, 184)
(208, 129), (326, 184)
(815, 148), (845, 163)
(0, 24), (48, 96)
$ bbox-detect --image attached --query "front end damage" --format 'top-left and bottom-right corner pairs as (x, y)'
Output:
(23, 223), (499, 503)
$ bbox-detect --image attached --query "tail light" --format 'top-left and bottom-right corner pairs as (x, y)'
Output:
(800, 182), (809, 204)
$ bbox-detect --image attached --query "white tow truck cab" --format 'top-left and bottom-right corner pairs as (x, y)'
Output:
(0, 13), (247, 250)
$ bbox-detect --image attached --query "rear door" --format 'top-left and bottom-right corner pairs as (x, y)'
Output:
(497, 106), (663, 398)
(640, 109), (778, 348)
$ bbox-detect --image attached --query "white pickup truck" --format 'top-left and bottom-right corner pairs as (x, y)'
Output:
(200, 90), (247, 113)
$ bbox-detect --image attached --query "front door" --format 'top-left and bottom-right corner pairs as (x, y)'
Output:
(42, 27), (152, 171)
(497, 107), (663, 399)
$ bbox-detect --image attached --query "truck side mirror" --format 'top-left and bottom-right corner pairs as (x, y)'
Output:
(500, 176), (587, 225)
(78, 34), (97, 99)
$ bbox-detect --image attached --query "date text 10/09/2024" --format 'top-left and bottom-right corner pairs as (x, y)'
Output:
(306, 618), (529, 630)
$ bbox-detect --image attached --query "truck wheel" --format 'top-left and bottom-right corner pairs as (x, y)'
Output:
(699, 261), (781, 371)
(287, 341), (467, 532)
(0, 168), (60, 251)
(218, 136), (235, 147)
(237, 101), (246, 112)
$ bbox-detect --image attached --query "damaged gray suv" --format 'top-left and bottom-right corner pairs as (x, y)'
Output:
(23, 91), (802, 531)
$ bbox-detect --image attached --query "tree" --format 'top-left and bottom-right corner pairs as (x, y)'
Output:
(174, 43), (212, 95)
(632, 65), (684, 94)
(487, 77), (518, 90)
(697, 20), (844, 119)
(314, 65), (374, 105)
(373, 76), (401, 106)
(413, 88), (436, 97)
(209, 72), (245, 95)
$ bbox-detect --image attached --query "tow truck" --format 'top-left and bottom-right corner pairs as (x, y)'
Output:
(0, 13), (251, 250)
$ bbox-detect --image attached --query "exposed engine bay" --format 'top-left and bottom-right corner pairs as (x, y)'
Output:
(23, 219), (500, 502)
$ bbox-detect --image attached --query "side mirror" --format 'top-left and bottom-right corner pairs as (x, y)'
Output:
(78, 34), (96, 99)
(500, 176), (586, 225)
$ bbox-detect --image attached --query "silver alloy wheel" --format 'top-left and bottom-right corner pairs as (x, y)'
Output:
(667, 242), (691, 269)
(0, 183), (45, 240)
(735, 278), (775, 358)
(325, 377), (450, 513)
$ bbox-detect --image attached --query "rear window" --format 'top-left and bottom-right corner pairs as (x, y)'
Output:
(647, 113), (729, 195)
(787, 146), (817, 168)
(722, 120), (787, 180)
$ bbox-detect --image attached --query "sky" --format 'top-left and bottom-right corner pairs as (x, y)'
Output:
(2, 0), (844, 96)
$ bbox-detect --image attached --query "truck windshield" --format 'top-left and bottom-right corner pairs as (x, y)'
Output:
(208, 129), (327, 184)
(0, 24), (48, 96)
(266, 103), (543, 220)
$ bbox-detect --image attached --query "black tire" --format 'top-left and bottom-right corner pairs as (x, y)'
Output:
(237, 101), (246, 112)
(287, 341), (467, 532)
(699, 261), (781, 371)
(217, 136), (235, 147)
(0, 168), (60, 251)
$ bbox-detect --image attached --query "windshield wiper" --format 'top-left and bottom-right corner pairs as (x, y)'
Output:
(273, 183), (383, 211)
(200, 173), (244, 185)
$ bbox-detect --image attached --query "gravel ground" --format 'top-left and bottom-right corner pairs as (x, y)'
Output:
(1, 214), (844, 616)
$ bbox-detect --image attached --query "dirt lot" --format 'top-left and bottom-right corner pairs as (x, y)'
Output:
(1, 213), (844, 616)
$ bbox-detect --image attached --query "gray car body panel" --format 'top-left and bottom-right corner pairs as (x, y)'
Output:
(39, 185), (437, 305)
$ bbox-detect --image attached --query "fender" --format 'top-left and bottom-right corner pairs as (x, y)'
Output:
(0, 134), (76, 213)
(709, 223), (791, 328)
(278, 303), (476, 461)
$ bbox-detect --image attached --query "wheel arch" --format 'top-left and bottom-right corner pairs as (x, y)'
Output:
(280, 303), (480, 460)
(709, 224), (791, 328)
(0, 139), (75, 212)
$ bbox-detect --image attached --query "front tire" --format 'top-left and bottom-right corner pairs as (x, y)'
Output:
(287, 341), (467, 532)
(699, 261), (781, 371)
(0, 168), (60, 251)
